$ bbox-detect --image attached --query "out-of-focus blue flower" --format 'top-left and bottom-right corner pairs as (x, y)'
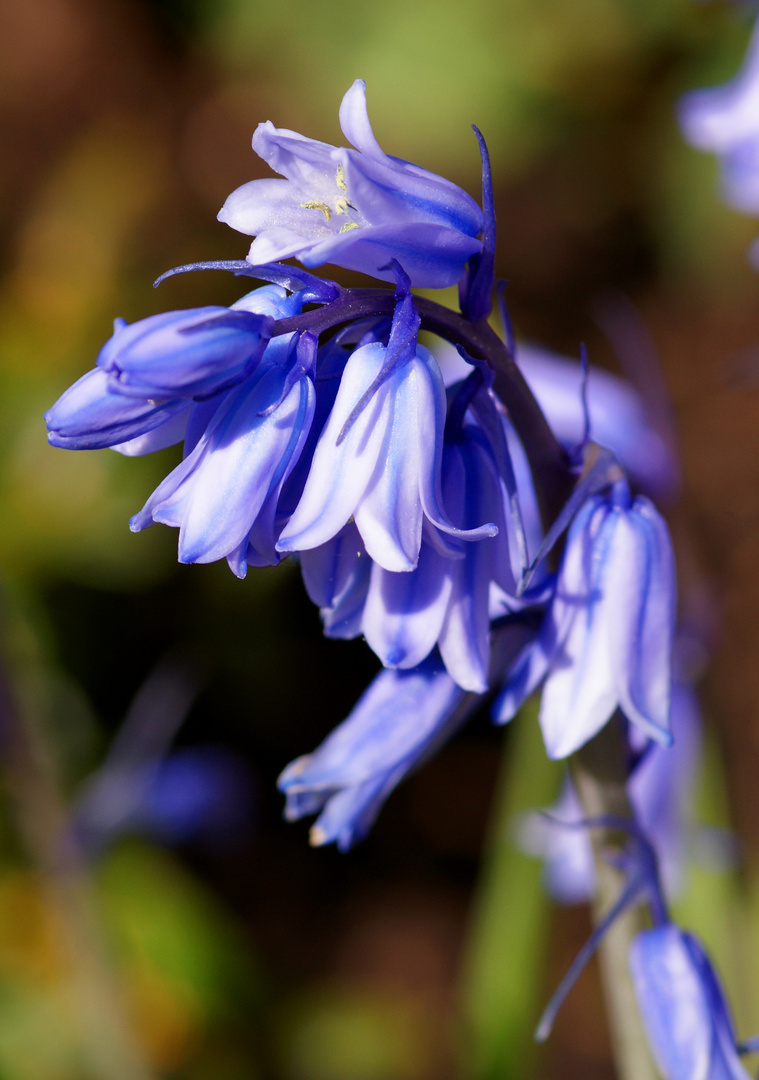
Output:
(75, 747), (254, 851)
(517, 344), (678, 499)
(520, 681), (702, 902)
(433, 339), (678, 500)
(629, 924), (752, 1080)
(218, 79), (484, 288)
(496, 481), (676, 758)
(279, 654), (466, 851)
(277, 294), (498, 573)
(679, 20), (759, 218)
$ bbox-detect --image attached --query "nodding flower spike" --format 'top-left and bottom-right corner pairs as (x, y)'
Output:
(218, 80), (484, 288)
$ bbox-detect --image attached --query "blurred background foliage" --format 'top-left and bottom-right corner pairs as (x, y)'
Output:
(2, 0), (759, 1077)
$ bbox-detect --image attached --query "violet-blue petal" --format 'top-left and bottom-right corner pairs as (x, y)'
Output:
(97, 306), (273, 399)
(607, 498), (676, 745)
(438, 424), (516, 691)
(277, 341), (396, 560)
(278, 655), (466, 850)
(131, 355), (314, 565)
(45, 367), (188, 450)
(629, 925), (750, 1080)
(111, 407), (192, 456)
(219, 79), (483, 288)
(362, 542), (452, 670)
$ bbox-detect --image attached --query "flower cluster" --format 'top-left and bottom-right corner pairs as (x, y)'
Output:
(45, 77), (731, 1070)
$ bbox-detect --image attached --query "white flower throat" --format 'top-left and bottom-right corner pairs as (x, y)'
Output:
(301, 164), (361, 234)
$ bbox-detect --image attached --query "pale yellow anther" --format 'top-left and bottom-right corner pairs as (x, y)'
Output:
(309, 825), (327, 847)
(335, 197), (351, 215)
(336, 163), (347, 191)
(301, 200), (332, 221)
(339, 222), (360, 233)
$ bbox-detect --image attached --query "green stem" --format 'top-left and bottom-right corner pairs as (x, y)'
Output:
(570, 720), (659, 1080)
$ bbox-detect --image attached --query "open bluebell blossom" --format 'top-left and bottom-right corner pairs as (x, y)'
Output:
(495, 480), (676, 758)
(630, 925), (752, 1080)
(218, 80), (484, 288)
(278, 616), (538, 849)
(679, 19), (759, 216)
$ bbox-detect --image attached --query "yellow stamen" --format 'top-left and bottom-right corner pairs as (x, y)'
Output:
(301, 200), (332, 221)
(336, 163), (347, 191)
(339, 222), (360, 233)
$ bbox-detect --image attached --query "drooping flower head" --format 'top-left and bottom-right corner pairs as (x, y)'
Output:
(219, 80), (484, 288)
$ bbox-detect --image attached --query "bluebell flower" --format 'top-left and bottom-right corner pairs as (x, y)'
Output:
(535, 821), (756, 1074)
(297, 374), (527, 691)
(96, 306), (274, 400)
(278, 616), (537, 850)
(130, 329), (317, 570)
(629, 924), (752, 1080)
(277, 295), (498, 573)
(495, 480), (676, 758)
(278, 654), (466, 851)
(679, 20), (759, 217)
(45, 366), (191, 451)
(218, 80), (484, 288)
(45, 284), (300, 452)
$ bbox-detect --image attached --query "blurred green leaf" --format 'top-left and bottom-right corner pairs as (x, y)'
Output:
(460, 702), (560, 1080)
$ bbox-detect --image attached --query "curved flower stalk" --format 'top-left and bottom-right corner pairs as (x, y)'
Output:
(495, 480), (676, 758)
(219, 80), (484, 288)
(679, 17), (759, 216)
